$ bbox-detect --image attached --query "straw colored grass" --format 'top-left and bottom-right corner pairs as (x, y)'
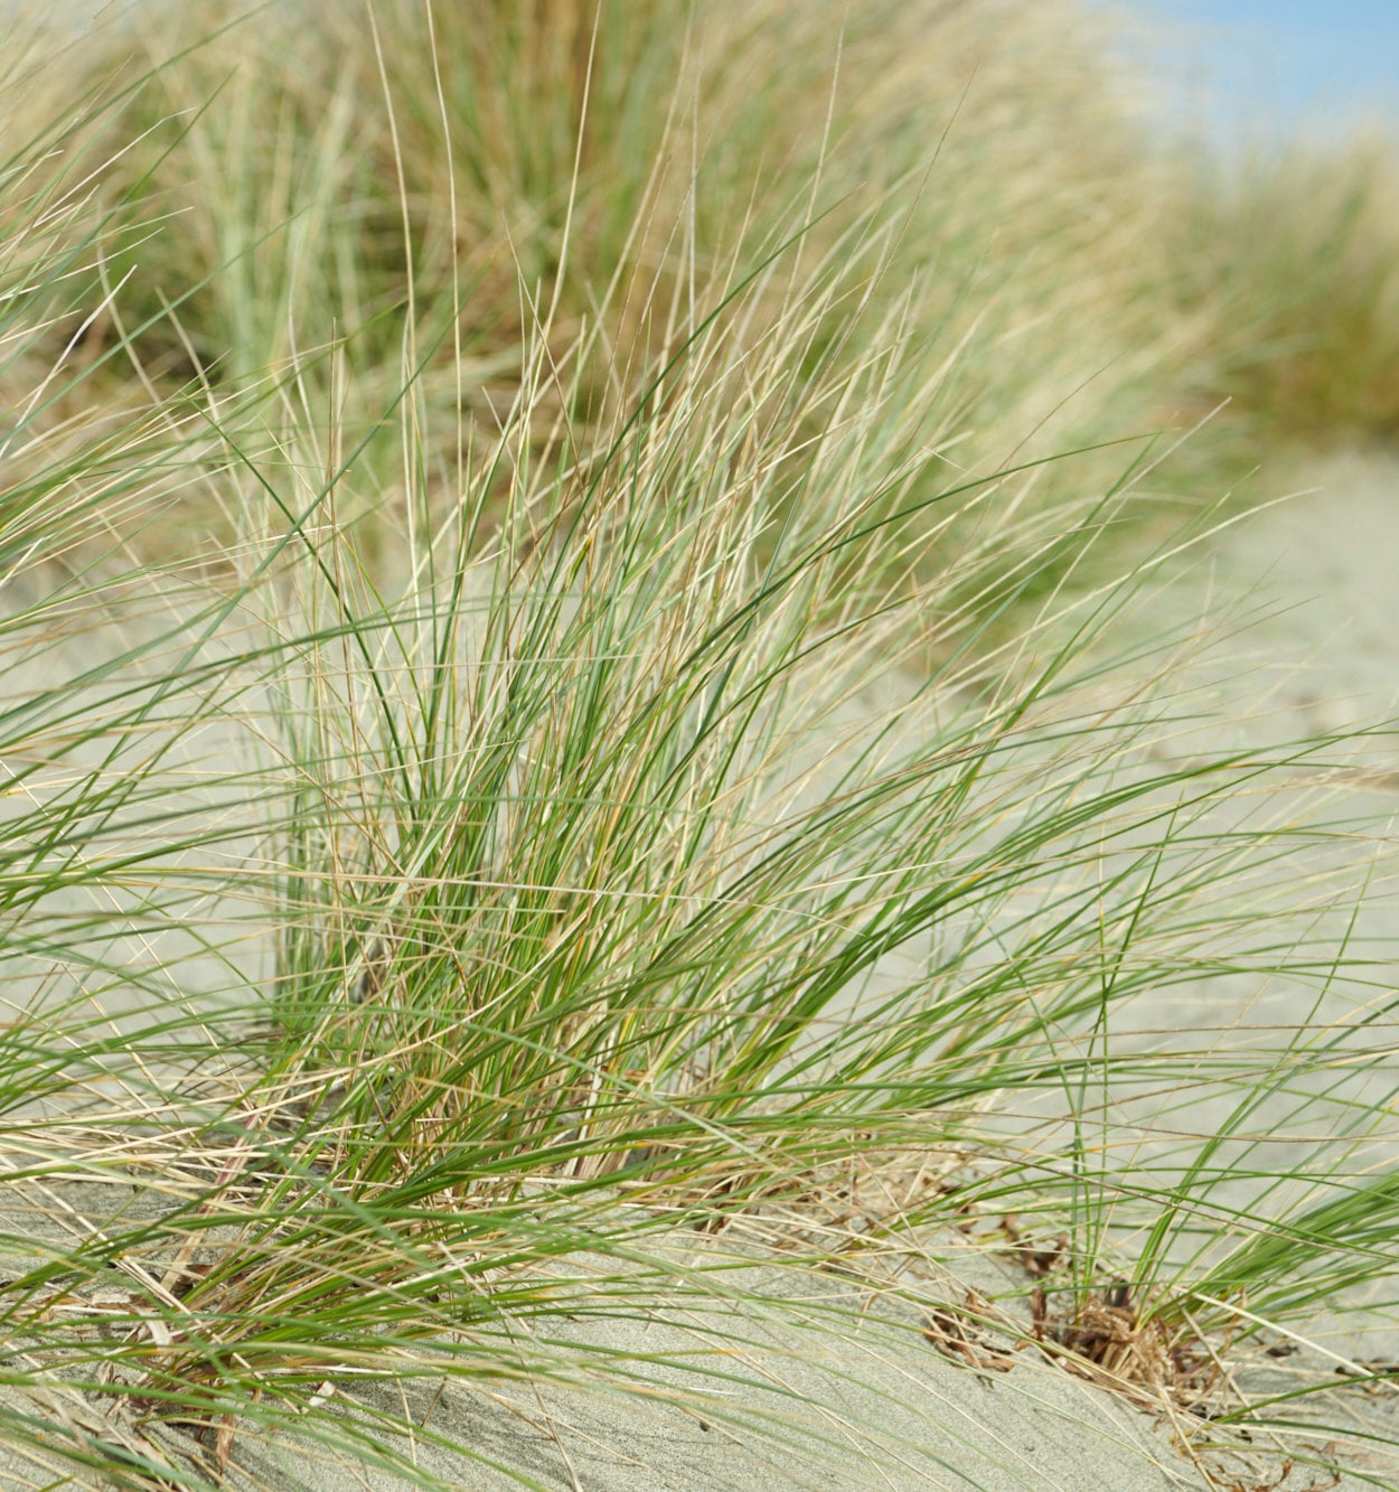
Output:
(0, 3), (1396, 1487)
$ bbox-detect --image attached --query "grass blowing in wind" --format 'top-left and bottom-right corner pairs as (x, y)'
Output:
(1, 2), (1397, 1489)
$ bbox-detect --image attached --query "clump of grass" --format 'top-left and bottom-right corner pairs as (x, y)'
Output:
(19, 0), (1201, 564)
(1168, 138), (1399, 447)
(0, 4), (1396, 1489)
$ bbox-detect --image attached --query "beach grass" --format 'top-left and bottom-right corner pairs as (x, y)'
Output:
(1, 3), (1396, 1487)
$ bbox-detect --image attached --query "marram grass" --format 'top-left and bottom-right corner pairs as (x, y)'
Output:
(0, 3), (1396, 1488)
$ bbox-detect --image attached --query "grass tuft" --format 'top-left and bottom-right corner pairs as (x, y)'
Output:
(0, 2), (1395, 1487)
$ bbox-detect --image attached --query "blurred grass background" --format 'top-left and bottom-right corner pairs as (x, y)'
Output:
(9, 0), (1397, 572)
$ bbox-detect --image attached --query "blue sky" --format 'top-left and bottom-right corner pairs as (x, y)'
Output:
(1124, 1), (1399, 143)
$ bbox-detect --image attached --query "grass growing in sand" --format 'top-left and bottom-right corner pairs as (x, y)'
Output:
(1, 3), (1396, 1488)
